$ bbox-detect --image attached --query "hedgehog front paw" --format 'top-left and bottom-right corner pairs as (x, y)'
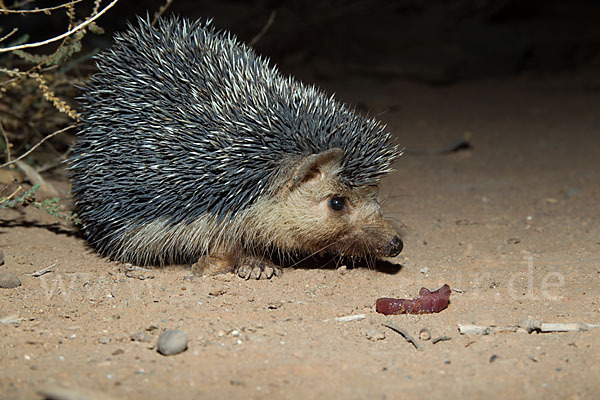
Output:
(235, 257), (282, 280)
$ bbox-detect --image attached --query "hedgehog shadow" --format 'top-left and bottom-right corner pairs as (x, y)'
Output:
(274, 253), (403, 275)
(0, 218), (83, 239)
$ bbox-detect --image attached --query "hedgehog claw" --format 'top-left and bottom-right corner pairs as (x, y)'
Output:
(236, 265), (251, 279)
(251, 266), (262, 279)
(263, 266), (274, 279)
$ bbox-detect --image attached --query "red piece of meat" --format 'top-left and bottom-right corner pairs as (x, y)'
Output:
(376, 284), (451, 315)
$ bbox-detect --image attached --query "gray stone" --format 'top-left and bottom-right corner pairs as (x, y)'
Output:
(157, 330), (188, 356)
(130, 331), (151, 343)
(0, 271), (21, 289)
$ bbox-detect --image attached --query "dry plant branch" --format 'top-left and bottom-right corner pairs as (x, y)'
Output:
(0, 121), (11, 162)
(0, 0), (83, 14)
(249, 10), (276, 47)
(0, 124), (75, 168)
(0, 0), (118, 52)
(37, 146), (73, 173)
(3, 185), (22, 201)
(91, 0), (102, 16)
(0, 28), (18, 43)
(151, 0), (174, 26)
(1, 67), (78, 119)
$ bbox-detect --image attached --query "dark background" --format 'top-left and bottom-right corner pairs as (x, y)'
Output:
(4, 0), (600, 84)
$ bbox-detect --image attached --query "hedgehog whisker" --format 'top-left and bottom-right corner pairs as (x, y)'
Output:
(288, 241), (339, 269)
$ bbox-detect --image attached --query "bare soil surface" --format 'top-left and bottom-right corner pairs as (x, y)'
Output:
(1, 72), (599, 399)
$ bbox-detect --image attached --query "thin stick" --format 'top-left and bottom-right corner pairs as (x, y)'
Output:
(3, 185), (22, 201)
(249, 10), (276, 47)
(32, 264), (56, 277)
(37, 146), (73, 173)
(0, 124), (75, 169)
(151, 0), (174, 26)
(0, 0), (83, 14)
(432, 336), (452, 344)
(458, 320), (600, 335)
(0, 121), (11, 162)
(0, 0), (119, 53)
(382, 323), (423, 351)
(0, 28), (18, 43)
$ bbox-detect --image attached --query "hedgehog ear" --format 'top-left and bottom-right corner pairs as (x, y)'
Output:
(287, 148), (344, 192)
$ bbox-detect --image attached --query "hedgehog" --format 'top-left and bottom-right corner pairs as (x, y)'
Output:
(69, 16), (403, 279)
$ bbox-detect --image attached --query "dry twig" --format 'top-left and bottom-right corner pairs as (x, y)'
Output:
(0, 0), (83, 14)
(382, 323), (423, 351)
(249, 10), (276, 47)
(151, 0), (174, 26)
(0, 121), (11, 162)
(0, 0), (118, 52)
(458, 318), (600, 335)
(0, 124), (75, 169)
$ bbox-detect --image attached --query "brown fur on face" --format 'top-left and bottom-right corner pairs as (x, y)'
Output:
(240, 149), (401, 259)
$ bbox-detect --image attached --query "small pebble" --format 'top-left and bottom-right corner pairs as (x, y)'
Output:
(267, 302), (282, 310)
(98, 337), (110, 345)
(419, 328), (431, 341)
(0, 249), (4, 266)
(130, 331), (152, 342)
(157, 330), (188, 356)
(563, 187), (582, 198)
(366, 329), (385, 341)
(0, 271), (21, 288)
(208, 288), (227, 297)
(507, 238), (521, 245)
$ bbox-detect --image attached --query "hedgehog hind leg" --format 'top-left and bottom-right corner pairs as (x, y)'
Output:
(235, 255), (282, 280)
(191, 253), (238, 276)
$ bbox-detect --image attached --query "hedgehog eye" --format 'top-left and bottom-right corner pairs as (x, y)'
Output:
(328, 196), (347, 212)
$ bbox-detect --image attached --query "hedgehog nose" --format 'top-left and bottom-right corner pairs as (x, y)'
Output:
(383, 236), (403, 257)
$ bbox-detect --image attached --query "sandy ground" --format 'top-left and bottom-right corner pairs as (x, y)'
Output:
(1, 72), (599, 399)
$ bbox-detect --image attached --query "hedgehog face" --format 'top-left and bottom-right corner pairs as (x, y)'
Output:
(285, 179), (402, 259)
(245, 149), (402, 260)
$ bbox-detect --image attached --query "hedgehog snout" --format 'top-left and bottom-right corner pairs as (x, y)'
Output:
(381, 236), (403, 257)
